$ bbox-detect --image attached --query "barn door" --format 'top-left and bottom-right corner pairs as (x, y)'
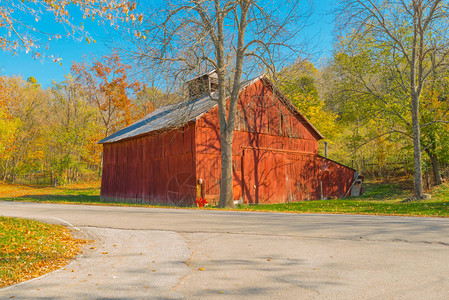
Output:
(243, 149), (286, 204)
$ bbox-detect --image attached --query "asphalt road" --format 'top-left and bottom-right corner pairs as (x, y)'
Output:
(1, 201), (449, 299)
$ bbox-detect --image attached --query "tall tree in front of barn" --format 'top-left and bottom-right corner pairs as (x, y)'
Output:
(127, 0), (307, 207)
(336, 0), (449, 199)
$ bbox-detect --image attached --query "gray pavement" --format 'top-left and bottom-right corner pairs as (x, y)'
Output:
(0, 201), (449, 299)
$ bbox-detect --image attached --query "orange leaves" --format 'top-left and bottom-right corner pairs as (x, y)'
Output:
(71, 53), (142, 136)
(1, 0), (141, 58)
(0, 217), (90, 288)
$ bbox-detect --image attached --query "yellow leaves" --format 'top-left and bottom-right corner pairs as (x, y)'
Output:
(0, 217), (90, 288)
(0, 181), (100, 198)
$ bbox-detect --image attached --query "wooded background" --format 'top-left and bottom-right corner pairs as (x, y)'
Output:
(1, 0), (448, 193)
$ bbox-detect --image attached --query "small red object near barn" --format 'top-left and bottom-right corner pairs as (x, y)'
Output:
(99, 71), (356, 206)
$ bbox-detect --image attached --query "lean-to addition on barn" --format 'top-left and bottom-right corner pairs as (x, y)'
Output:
(99, 72), (356, 205)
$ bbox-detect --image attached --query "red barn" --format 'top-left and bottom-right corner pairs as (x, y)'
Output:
(99, 72), (356, 205)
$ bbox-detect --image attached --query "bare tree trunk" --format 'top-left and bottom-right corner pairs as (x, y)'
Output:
(220, 133), (234, 207)
(411, 93), (424, 198)
(429, 152), (442, 185)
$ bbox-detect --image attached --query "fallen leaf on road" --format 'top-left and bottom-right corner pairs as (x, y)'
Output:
(102, 252), (108, 255)
(198, 268), (205, 271)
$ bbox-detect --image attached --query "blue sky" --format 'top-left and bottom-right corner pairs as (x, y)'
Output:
(0, 0), (336, 88)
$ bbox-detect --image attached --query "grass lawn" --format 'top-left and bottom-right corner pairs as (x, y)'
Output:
(0, 180), (448, 217)
(236, 182), (449, 217)
(0, 181), (101, 204)
(0, 217), (88, 287)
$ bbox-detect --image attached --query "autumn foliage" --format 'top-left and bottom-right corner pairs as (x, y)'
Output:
(72, 53), (142, 137)
(0, 53), (155, 186)
(0, 217), (89, 287)
(0, 0), (142, 58)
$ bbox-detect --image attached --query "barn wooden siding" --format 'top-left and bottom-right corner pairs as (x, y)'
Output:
(195, 80), (354, 204)
(101, 77), (355, 205)
(101, 123), (197, 205)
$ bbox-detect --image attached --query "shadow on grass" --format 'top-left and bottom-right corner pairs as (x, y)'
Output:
(355, 182), (410, 201)
(3, 194), (101, 203)
(1, 194), (181, 208)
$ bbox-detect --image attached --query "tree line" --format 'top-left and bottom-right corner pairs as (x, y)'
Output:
(2, 53), (447, 189)
(0, 54), (171, 185)
(2, 0), (449, 203)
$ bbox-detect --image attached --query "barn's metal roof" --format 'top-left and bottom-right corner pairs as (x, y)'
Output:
(98, 94), (218, 144)
(99, 74), (324, 144)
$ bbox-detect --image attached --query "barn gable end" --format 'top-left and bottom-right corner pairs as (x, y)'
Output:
(100, 73), (355, 205)
(195, 77), (354, 205)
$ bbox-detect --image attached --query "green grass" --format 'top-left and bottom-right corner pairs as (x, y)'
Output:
(236, 182), (449, 217)
(1, 181), (448, 217)
(0, 181), (103, 204)
(0, 217), (87, 287)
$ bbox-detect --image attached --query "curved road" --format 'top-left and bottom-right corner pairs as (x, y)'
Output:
(1, 201), (449, 299)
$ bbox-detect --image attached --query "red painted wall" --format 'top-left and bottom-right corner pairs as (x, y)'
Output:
(101, 78), (355, 205)
(101, 124), (197, 205)
(195, 80), (355, 204)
